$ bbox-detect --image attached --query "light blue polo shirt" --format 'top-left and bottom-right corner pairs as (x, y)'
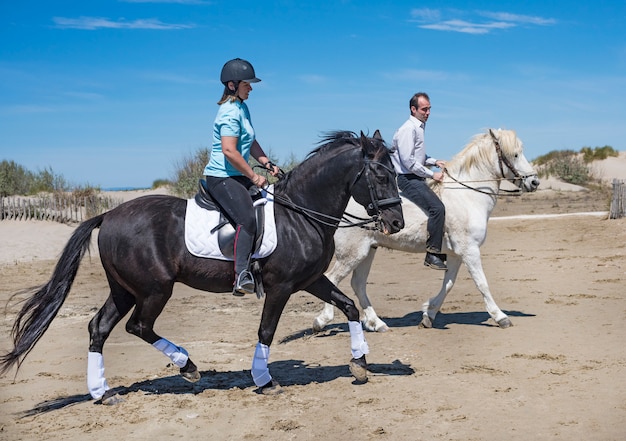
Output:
(204, 99), (256, 177)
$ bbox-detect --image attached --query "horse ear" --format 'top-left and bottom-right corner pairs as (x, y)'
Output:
(360, 131), (376, 157)
(373, 129), (383, 141)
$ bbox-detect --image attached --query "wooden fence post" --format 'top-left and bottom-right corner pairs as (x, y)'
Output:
(609, 179), (625, 219)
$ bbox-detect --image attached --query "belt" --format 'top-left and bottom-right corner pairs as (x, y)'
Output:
(399, 174), (426, 181)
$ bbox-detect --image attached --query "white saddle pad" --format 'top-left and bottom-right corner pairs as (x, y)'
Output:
(184, 187), (278, 261)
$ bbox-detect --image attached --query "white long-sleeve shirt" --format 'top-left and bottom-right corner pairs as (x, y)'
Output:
(391, 115), (438, 178)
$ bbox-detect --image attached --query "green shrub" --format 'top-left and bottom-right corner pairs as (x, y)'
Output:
(151, 179), (172, 189)
(0, 160), (30, 196)
(581, 145), (619, 163)
(533, 145), (618, 185)
(169, 147), (301, 199)
(533, 150), (578, 167)
(0, 161), (69, 196)
(546, 155), (591, 185)
(171, 148), (210, 198)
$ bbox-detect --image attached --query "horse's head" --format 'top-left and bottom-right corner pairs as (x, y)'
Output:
(488, 129), (540, 192)
(350, 130), (404, 234)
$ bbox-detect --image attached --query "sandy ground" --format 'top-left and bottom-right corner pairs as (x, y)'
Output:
(1, 162), (625, 440)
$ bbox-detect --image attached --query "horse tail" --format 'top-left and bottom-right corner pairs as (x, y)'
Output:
(0, 214), (105, 376)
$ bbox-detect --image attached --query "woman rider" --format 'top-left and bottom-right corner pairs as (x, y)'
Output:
(204, 58), (280, 296)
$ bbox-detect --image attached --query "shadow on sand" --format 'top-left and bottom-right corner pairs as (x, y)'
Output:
(18, 357), (414, 417)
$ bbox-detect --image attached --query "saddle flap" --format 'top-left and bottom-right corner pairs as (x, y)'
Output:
(194, 179), (267, 259)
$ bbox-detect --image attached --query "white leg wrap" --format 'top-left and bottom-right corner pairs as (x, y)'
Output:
(349, 321), (369, 359)
(87, 351), (110, 400)
(153, 338), (189, 368)
(251, 342), (272, 387)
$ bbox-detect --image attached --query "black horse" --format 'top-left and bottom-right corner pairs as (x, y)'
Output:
(1, 131), (404, 403)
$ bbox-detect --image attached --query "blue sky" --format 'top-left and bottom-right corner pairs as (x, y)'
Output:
(1, 1), (625, 189)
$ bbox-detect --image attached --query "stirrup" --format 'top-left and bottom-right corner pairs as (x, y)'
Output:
(233, 270), (256, 296)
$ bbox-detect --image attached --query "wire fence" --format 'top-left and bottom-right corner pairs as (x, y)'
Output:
(0, 194), (123, 223)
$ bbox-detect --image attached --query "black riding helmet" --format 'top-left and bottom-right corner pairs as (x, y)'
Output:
(220, 58), (261, 86)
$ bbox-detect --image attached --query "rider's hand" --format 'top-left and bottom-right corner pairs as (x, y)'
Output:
(432, 171), (445, 183)
(252, 174), (268, 188)
(270, 164), (281, 177)
(266, 163), (282, 177)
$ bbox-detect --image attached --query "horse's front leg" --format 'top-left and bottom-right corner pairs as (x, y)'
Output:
(462, 248), (511, 328)
(305, 276), (369, 383)
(420, 254), (462, 328)
(253, 290), (292, 394)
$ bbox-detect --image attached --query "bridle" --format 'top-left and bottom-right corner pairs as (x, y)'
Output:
(344, 157), (402, 231)
(444, 129), (532, 196)
(259, 156), (401, 231)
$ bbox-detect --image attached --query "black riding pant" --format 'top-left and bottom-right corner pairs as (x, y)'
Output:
(204, 175), (256, 276)
(397, 174), (445, 253)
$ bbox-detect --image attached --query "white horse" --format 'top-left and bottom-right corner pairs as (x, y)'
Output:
(313, 129), (540, 332)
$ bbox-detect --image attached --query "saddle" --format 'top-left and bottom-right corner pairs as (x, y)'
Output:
(194, 179), (266, 260)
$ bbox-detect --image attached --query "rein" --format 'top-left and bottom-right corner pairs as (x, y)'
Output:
(442, 129), (531, 197)
(257, 158), (399, 230)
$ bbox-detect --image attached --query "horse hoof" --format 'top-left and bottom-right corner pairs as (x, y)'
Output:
(349, 355), (368, 383)
(260, 379), (283, 395)
(376, 324), (390, 333)
(419, 315), (433, 328)
(180, 360), (201, 383)
(312, 319), (325, 333)
(100, 390), (124, 405)
(497, 317), (513, 328)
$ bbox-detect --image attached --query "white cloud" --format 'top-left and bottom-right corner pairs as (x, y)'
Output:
(53, 16), (195, 30)
(479, 11), (557, 26)
(420, 19), (515, 34)
(410, 9), (556, 34)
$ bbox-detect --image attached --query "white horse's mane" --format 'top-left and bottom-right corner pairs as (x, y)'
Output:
(445, 129), (520, 177)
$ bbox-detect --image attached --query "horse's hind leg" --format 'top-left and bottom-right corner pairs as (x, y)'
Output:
(462, 248), (511, 328)
(350, 248), (389, 332)
(124, 286), (201, 383)
(313, 240), (374, 332)
(312, 257), (355, 332)
(420, 254), (462, 328)
(88, 288), (135, 402)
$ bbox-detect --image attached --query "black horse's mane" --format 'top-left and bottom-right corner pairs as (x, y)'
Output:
(274, 131), (386, 192)
(312, 130), (387, 156)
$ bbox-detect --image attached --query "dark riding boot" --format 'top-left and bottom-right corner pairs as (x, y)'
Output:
(233, 227), (256, 296)
(425, 248), (447, 270)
